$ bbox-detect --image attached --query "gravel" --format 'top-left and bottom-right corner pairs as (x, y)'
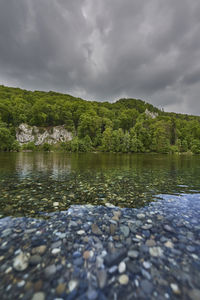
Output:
(0, 194), (200, 299)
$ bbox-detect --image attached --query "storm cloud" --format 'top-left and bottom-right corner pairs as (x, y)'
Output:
(0, 0), (200, 114)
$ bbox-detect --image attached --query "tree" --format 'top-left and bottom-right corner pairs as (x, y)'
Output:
(101, 128), (113, 151)
(0, 127), (14, 151)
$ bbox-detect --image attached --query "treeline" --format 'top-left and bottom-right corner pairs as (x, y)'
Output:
(0, 85), (200, 153)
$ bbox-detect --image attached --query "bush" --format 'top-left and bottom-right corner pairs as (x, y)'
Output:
(11, 140), (20, 151)
(60, 141), (72, 151)
(170, 145), (179, 154)
(22, 141), (36, 151)
(42, 143), (52, 151)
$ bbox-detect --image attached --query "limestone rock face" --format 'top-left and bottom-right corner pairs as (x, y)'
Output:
(16, 123), (72, 145)
(145, 109), (158, 119)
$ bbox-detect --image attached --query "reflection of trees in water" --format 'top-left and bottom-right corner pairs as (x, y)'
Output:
(15, 153), (71, 179)
(0, 153), (200, 217)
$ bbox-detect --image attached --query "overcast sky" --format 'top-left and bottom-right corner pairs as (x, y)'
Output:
(0, 0), (200, 115)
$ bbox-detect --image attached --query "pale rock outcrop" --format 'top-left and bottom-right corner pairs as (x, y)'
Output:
(16, 123), (72, 145)
(145, 109), (158, 119)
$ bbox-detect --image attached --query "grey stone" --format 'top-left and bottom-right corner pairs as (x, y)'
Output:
(164, 225), (174, 233)
(128, 250), (139, 259)
(104, 249), (127, 267)
(29, 255), (42, 265)
(109, 265), (118, 274)
(44, 264), (57, 276)
(137, 213), (145, 219)
(74, 257), (83, 266)
(32, 292), (45, 300)
(120, 225), (130, 237)
(141, 280), (154, 294)
(149, 247), (163, 257)
(141, 269), (151, 280)
(186, 245), (196, 252)
(97, 269), (107, 288)
(87, 289), (98, 300)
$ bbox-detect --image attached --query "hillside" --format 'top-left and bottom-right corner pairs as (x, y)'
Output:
(0, 85), (200, 153)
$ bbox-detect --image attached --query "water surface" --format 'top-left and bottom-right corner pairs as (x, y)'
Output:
(0, 153), (200, 218)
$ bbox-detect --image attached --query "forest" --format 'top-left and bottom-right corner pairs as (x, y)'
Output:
(0, 85), (200, 153)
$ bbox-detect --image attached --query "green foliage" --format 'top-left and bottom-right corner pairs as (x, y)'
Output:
(0, 127), (14, 151)
(12, 140), (20, 152)
(0, 85), (200, 153)
(22, 142), (36, 151)
(191, 139), (200, 154)
(42, 143), (52, 152)
(170, 145), (179, 154)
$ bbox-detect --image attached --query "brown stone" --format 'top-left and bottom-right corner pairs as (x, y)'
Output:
(32, 245), (47, 255)
(110, 224), (117, 235)
(145, 239), (156, 247)
(56, 283), (66, 295)
(25, 281), (33, 291)
(113, 235), (120, 241)
(83, 251), (90, 260)
(34, 280), (43, 292)
(91, 224), (102, 235)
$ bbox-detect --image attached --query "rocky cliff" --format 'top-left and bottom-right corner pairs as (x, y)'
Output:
(16, 123), (72, 145)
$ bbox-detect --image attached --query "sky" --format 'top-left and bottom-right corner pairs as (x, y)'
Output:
(0, 0), (200, 115)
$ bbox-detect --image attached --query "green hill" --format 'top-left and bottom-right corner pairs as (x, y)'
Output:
(0, 85), (200, 153)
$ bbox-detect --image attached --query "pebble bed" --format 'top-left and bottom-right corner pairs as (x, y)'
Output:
(0, 194), (200, 300)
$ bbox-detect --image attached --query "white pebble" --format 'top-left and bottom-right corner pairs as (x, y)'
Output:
(118, 274), (129, 285)
(77, 230), (85, 235)
(118, 261), (126, 273)
(170, 283), (181, 294)
(68, 280), (78, 292)
(51, 248), (61, 255)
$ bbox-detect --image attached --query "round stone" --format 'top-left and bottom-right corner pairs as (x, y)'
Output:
(77, 230), (85, 235)
(30, 255), (42, 265)
(83, 251), (90, 260)
(51, 248), (60, 255)
(128, 250), (139, 258)
(13, 252), (30, 271)
(186, 245), (195, 252)
(164, 241), (174, 248)
(44, 264), (57, 276)
(137, 213), (145, 219)
(17, 280), (25, 288)
(32, 245), (47, 255)
(87, 289), (98, 300)
(118, 274), (129, 285)
(149, 247), (163, 257)
(32, 292), (45, 300)
(164, 225), (174, 232)
(118, 261), (126, 273)
(143, 261), (151, 269)
(170, 283), (181, 295)
(120, 225), (130, 237)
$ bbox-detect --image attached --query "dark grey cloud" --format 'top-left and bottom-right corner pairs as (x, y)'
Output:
(0, 0), (200, 114)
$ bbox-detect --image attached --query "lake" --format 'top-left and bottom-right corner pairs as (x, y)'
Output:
(1, 153), (200, 299)
(0, 152), (200, 218)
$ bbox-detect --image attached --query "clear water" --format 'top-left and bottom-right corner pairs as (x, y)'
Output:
(0, 153), (200, 218)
